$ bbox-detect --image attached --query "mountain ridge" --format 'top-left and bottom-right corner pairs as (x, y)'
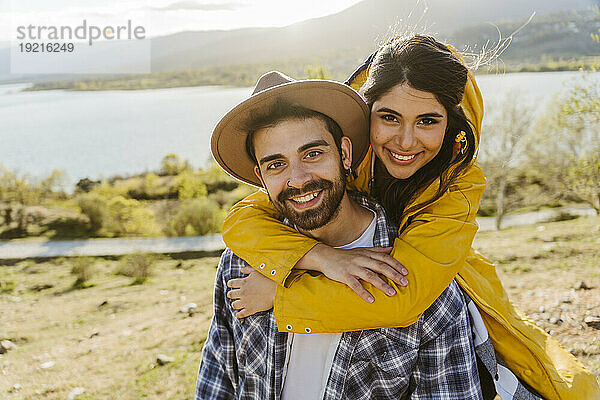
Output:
(0, 0), (597, 83)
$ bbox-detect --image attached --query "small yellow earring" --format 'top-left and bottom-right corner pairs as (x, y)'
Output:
(455, 131), (467, 154)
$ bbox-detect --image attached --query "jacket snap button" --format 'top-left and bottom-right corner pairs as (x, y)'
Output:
(259, 263), (265, 269)
(524, 369), (532, 377)
(286, 324), (292, 330)
(270, 270), (276, 275)
(305, 327), (311, 333)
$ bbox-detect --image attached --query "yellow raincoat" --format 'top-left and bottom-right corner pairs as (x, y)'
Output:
(221, 49), (600, 399)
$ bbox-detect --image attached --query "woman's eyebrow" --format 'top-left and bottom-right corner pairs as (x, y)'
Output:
(417, 112), (444, 118)
(376, 107), (401, 117)
(376, 108), (444, 119)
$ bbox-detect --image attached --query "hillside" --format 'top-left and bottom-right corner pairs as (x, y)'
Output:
(1, 0), (598, 85)
(451, 10), (600, 63)
(149, 0), (595, 72)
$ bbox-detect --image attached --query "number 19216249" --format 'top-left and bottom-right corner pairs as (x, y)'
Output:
(19, 42), (75, 52)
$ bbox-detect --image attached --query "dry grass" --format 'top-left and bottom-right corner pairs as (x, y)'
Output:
(0, 216), (598, 399)
(474, 215), (600, 381)
(0, 256), (218, 399)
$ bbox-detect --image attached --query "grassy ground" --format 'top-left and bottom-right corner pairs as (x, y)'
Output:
(473, 215), (600, 382)
(0, 256), (219, 399)
(0, 216), (599, 399)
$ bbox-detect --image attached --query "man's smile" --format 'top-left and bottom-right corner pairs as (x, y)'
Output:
(287, 190), (323, 209)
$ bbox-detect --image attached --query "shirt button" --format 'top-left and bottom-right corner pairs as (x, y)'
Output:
(270, 269), (276, 275)
(523, 369), (532, 377)
(305, 327), (311, 333)
(259, 263), (265, 269)
(286, 324), (293, 331)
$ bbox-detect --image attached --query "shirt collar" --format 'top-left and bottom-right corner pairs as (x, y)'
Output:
(282, 190), (397, 248)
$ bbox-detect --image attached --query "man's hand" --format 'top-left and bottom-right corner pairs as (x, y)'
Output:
(297, 244), (409, 303)
(227, 266), (277, 318)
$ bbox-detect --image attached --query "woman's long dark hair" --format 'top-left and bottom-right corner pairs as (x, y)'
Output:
(361, 35), (477, 228)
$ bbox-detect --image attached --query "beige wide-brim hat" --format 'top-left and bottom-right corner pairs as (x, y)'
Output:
(211, 71), (370, 187)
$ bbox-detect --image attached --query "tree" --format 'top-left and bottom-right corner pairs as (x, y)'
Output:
(305, 62), (330, 79)
(75, 177), (101, 193)
(39, 169), (68, 198)
(160, 153), (188, 176)
(526, 72), (600, 214)
(0, 167), (41, 234)
(479, 90), (535, 229)
(591, 4), (600, 43)
(565, 152), (600, 213)
(559, 73), (600, 213)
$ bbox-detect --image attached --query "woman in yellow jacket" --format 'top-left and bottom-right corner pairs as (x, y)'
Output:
(220, 35), (600, 399)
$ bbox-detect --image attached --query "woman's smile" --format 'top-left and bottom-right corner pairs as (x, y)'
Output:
(385, 148), (423, 165)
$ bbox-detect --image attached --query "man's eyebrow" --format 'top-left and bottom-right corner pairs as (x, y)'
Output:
(258, 140), (330, 166)
(376, 107), (444, 119)
(298, 139), (330, 153)
(259, 153), (285, 166)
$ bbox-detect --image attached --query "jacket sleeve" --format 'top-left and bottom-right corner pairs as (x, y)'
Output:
(273, 164), (486, 333)
(222, 189), (321, 285)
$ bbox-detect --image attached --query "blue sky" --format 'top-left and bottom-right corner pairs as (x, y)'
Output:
(0, 0), (364, 42)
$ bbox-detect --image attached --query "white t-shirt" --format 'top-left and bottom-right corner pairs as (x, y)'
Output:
(282, 210), (377, 400)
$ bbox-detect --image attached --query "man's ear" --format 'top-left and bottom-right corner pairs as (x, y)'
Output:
(340, 136), (352, 170)
(254, 165), (266, 187)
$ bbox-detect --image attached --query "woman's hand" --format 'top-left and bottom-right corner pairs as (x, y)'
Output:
(297, 243), (409, 303)
(227, 266), (277, 318)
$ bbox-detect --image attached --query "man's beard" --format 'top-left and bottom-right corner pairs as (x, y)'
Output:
(270, 167), (346, 231)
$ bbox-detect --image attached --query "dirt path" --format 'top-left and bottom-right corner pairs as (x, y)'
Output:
(0, 234), (224, 260)
(0, 207), (596, 260)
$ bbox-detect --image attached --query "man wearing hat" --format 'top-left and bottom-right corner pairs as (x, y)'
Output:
(195, 71), (482, 399)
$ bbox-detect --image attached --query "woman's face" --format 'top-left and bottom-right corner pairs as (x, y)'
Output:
(370, 83), (448, 180)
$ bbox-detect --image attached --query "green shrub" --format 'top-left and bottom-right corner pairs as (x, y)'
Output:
(171, 199), (223, 236)
(92, 181), (129, 199)
(46, 215), (90, 237)
(116, 253), (155, 284)
(105, 196), (160, 236)
(70, 257), (96, 288)
(174, 171), (207, 200)
(0, 279), (15, 293)
(77, 193), (108, 231)
(202, 162), (239, 194)
(476, 205), (496, 217)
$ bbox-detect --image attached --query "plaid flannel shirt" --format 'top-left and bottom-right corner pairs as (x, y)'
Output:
(196, 192), (484, 400)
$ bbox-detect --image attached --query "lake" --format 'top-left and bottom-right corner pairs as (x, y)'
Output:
(1, 70), (598, 184)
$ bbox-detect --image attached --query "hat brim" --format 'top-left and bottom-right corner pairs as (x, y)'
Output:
(211, 80), (370, 187)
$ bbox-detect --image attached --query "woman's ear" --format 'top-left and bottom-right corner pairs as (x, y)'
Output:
(340, 136), (353, 170)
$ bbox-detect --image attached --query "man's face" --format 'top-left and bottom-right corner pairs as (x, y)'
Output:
(253, 117), (352, 231)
